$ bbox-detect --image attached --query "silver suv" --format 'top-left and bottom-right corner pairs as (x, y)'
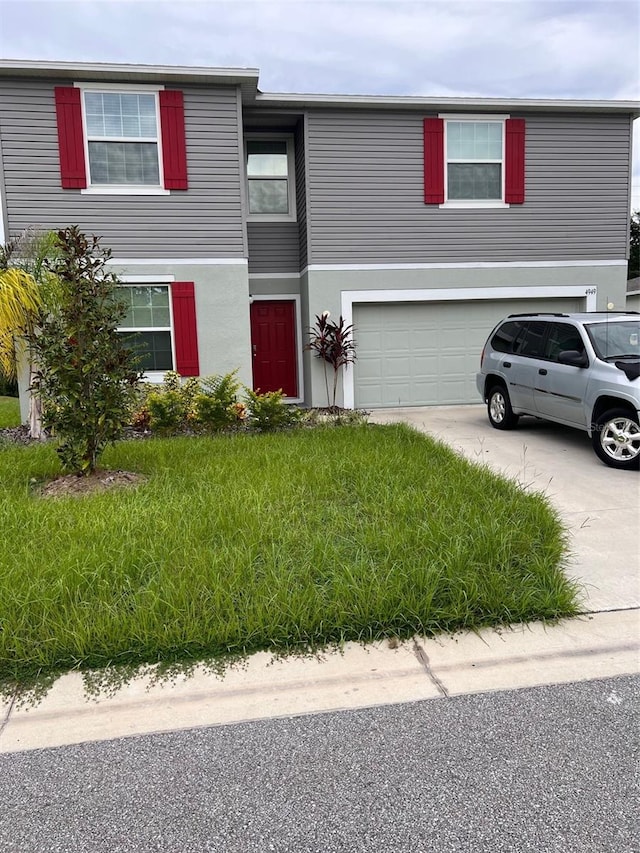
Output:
(477, 313), (640, 470)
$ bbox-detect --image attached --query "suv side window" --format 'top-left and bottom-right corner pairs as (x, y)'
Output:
(514, 321), (546, 357)
(543, 323), (586, 362)
(490, 320), (525, 353)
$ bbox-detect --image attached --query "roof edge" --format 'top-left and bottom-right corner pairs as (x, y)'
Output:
(0, 58), (260, 83)
(0, 61), (637, 116)
(255, 91), (640, 115)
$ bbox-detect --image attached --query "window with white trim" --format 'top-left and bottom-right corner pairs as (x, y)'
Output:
(118, 285), (174, 372)
(445, 120), (504, 202)
(245, 135), (296, 219)
(83, 90), (162, 187)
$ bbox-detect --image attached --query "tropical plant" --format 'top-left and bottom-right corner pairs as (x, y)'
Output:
(244, 387), (300, 430)
(0, 267), (42, 432)
(146, 389), (188, 433)
(306, 311), (357, 410)
(0, 267), (40, 380)
(31, 226), (141, 474)
(0, 229), (61, 437)
(195, 370), (243, 431)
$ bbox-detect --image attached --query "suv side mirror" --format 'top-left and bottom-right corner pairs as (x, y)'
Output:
(558, 349), (588, 368)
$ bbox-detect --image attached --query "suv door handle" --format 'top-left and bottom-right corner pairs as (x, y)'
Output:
(538, 368), (547, 375)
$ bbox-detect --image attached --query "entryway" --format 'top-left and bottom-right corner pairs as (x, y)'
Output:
(250, 299), (298, 397)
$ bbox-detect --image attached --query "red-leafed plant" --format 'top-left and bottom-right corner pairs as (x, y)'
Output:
(306, 311), (357, 410)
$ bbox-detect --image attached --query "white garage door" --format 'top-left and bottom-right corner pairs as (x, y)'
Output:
(353, 296), (585, 408)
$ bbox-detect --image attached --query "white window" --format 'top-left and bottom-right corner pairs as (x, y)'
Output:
(78, 84), (169, 194)
(84, 91), (159, 185)
(442, 116), (508, 207)
(118, 285), (174, 373)
(245, 135), (296, 220)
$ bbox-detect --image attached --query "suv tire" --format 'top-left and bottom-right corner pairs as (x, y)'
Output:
(591, 408), (640, 470)
(487, 385), (519, 430)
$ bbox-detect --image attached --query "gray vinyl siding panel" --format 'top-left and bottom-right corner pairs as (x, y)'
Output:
(295, 117), (308, 269)
(0, 78), (245, 257)
(245, 119), (305, 274)
(247, 222), (300, 273)
(305, 110), (633, 264)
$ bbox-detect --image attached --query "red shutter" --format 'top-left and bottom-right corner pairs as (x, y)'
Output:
(54, 87), (87, 189)
(423, 118), (445, 204)
(505, 118), (526, 204)
(159, 90), (188, 190)
(171, 282), (199, 376)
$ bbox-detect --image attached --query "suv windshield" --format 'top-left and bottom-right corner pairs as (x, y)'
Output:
(585, 320), (640, 360)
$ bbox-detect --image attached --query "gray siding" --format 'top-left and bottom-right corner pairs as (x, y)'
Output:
(295, 117), (308, 269)
(0, 78), (245, 257)
(247, 222), (299, 272)
(245, 118), (306, 274)
(305, 110), (633, 264)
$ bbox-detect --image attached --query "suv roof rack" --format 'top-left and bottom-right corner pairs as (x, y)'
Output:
(506, 313), (569, 318)
(506, 311), (640, 319)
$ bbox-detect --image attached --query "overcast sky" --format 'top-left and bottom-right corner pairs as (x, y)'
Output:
(1, 0), (639, 209)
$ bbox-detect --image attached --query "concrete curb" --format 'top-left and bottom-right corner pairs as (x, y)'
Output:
(2, 609), (637, 754)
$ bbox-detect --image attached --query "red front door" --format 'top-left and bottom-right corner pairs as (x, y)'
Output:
(250, 300), (298, 397)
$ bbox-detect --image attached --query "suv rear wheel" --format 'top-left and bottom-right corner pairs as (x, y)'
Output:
(487, 385), (519, 430)
(592, 408), (640, 470)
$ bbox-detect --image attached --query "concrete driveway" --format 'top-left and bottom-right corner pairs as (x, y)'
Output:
(367, 404), (640, 613)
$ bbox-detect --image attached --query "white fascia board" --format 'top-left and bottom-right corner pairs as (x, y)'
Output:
(255, 92), (640, 116)
(119, 275), (175, 283)
(108, 258), (248, 266)
(248, 273), (300, 279)
(305, 260), (626, 273)
(0, 59), (259, 84)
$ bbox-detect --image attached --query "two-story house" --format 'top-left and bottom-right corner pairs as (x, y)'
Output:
(1, 59), (637, 414)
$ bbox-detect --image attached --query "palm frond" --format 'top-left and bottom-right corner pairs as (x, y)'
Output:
(0, 268), (41, 379)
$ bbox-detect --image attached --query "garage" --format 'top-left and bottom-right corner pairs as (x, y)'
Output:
(353, 295), (586, 408)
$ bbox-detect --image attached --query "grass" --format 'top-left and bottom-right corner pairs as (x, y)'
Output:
(0, 423), (580, 691)
(0, 395), (20, 428)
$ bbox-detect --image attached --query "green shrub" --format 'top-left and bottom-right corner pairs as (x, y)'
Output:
(133, 372), (202, 434)
(193, 371), (243, 431)
(244, 388), (300, 431)
(147, 389), (187, 433)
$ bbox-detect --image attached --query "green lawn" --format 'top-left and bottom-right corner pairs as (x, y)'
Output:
(0, 396), (20, 428)
(0, 423), (580, 690)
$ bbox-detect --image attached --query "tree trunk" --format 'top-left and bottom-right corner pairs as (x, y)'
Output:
(27, 363), (44, 440)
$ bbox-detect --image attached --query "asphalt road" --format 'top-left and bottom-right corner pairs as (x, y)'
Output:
(1, 674), (638, 853)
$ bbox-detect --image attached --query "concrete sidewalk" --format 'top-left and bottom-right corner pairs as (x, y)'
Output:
(2, 610), (638, 753)
(1, 404), (638, 754)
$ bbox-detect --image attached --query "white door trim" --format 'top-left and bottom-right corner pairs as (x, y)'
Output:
(341, 284), (597, 409)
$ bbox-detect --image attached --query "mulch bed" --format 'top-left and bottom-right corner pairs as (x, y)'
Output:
(37, 470), (148, 498)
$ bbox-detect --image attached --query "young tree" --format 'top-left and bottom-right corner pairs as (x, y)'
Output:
(306, 311), (357, 410)
(32, 226), (141, 475)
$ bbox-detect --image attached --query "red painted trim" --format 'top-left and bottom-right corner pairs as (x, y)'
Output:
(505, 118), (526, 204)
(159, 90), (188, 190)
(171, 282), (199, 376)
(423, 118), (445, 204)
(54, 87), (87, 189)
